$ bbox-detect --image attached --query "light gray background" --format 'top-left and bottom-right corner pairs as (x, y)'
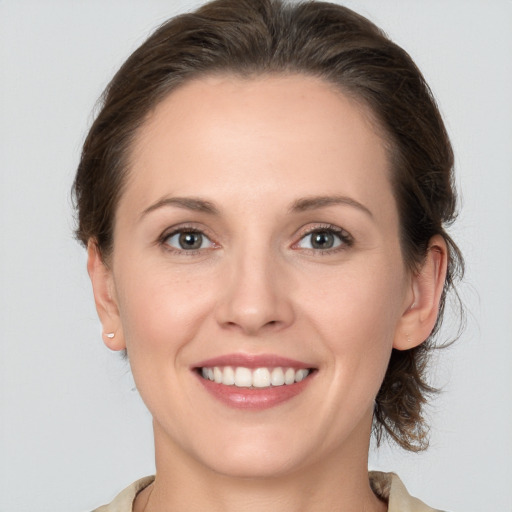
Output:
(1, 1), (511, 511)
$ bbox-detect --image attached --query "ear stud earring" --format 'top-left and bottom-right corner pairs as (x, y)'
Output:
(106, 332), (115, 339)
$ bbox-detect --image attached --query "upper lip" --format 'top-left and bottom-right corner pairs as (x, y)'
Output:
(193, 353), (314, 370)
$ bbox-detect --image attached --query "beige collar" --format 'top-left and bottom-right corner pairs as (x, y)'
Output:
(93, 472), (443, 512)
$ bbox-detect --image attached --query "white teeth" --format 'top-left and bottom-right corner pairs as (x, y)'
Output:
(200, 366), (311, 388)
(234, 367), (252, 387)
(295, 369), (309, 382)
(213, 367), (223, 384)
(270, 367), (285, 386)
(252, 368), (271, 388)
(284, 368), (295, 385)
(221, 366), (235, 385)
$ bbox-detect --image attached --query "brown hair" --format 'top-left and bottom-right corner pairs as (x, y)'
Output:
(73, 0), (463, 451)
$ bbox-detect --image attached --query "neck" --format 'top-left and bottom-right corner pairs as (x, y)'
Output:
(136, 417), (387, 512)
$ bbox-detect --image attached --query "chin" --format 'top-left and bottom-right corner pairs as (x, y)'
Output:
(202, 449), (300, 480)
(186, 423), (326, 480)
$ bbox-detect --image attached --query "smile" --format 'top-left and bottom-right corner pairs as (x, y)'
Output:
(200, 366), (311, 388)
(194, 354), (316, 409)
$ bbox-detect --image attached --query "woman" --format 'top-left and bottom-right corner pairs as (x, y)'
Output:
(74, 0), (462, 510)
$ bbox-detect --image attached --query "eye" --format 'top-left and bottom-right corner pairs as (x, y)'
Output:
(295, 227), (352, 251)
(164, 230), (214, 251)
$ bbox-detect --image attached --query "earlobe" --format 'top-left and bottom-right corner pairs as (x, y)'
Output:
(87, 241), (126, 351)
(394, 235), (448, 350)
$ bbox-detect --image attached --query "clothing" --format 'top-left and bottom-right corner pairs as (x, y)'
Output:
(92, 471), (444, 511)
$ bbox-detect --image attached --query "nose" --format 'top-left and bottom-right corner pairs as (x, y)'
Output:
(214, 248), (295, 336)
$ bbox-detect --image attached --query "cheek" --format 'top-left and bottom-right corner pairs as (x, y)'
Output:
(114, 263), (214, 354)
(306, 259), (406, 338)
(303, 258), (406, 385)
(113, 265), (219, 419)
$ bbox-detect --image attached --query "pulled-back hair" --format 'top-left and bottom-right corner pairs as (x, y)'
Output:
(74, 0), (463, 451)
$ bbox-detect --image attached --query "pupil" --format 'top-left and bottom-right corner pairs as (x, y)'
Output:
(312, 231), (334, 249)
(179, 232), (202, 249)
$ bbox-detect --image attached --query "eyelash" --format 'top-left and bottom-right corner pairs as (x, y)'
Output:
(158, 225), (217, 255)
(292, 224), (354, 255)
(158, 223), (353, 256)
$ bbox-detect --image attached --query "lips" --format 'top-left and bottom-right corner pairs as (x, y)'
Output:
(193, 354), (316, 409)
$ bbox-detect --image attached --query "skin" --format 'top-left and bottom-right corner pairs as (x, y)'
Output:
(88, 74), (447, 512)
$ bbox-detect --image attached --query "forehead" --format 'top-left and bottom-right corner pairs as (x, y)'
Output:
(122, 73), (395, 220)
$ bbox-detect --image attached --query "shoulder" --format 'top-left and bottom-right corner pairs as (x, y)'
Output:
(92, 472), (444, 511)
(369, 471), (447, 512)
(91, 476), (155, 512)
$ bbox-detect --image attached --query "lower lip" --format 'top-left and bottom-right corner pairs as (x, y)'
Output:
(196, 373), (314, 410)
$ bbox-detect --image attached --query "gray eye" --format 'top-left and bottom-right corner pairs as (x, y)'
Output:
(179, 232), (203, 250)
(165, 231), (213, 250)
(311, 231), (336, 249)
(297, 230), (343, 250)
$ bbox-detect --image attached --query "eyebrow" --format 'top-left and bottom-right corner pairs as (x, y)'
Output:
(289, 195), (373, 217)
(140, 194), (372, 220)
(140, 196), (219, 219)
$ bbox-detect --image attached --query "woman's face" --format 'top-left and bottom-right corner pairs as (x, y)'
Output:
(100, 74), (414, 477)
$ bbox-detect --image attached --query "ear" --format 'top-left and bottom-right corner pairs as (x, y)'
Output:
(87, 240), (126, 351)
(394, 235), (448, 350)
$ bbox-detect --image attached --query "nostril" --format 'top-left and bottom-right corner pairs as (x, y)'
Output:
(215, 289), (295, 334)
(263, 320), (282, 330)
